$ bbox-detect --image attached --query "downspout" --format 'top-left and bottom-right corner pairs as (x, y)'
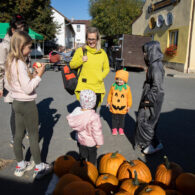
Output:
(187, 0), (195, 73)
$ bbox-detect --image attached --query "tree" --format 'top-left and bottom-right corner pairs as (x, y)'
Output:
(0, 0), (59, 40)
(89, 0), (144, 36)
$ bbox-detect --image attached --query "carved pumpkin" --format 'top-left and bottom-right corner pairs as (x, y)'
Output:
(53, 173), (82, 195)
(54, 155), (76, 177)
(69, 159), (98, 184)
(61, 181), (95, 195)
(96, 173), (119, 195)
(99, 151), (126, 176)
(138, 185), (166, 195)
(120, 170), (140, 194)
(155, 156), (183, 188)
(176, 172), (195, 195)
(118, 160), (152, 183)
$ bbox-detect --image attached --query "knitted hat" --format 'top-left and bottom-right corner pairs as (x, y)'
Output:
(80, 89), (96, 109)
(115, 69), (129, 83)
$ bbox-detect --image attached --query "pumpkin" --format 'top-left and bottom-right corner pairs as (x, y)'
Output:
(155, 156), (183, 188)
(53, 173), (82, 195)
(61, 181), (95, 195)
(95, 188), (107, 195)
(54, 155), (76, 177)
(165, 189), (182, 195)
(176, 172), (195, 195)
(96, 173), (119, 194)
(120, 170), (140, 194)
(115, 190), (131, 195)
(99, 151), (126, 176)
(138, 185), (166, 195)
(69, 159), (98, 184)
(118, 160), (152, 183)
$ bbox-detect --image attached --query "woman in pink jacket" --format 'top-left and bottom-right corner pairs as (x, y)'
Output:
(67, 89), (104, 165)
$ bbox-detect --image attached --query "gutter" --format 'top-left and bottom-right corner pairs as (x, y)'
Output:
(187, 0), (195, 73)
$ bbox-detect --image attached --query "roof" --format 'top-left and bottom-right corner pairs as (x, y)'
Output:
(51, 6), (75, 33)
(71, 20), (91, 28)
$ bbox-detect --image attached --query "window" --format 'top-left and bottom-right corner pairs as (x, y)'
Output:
(169, 30), (178, 46)
(77, 25), (80, 32)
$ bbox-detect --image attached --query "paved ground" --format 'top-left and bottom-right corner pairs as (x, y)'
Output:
(0, 65), (195, 194)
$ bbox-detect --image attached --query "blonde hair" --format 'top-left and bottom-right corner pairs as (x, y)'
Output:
(6, 31), (32, 85)
(86, 27), (101, 51)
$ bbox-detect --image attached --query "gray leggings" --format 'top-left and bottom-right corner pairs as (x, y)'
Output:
(13, 100), (41, 164)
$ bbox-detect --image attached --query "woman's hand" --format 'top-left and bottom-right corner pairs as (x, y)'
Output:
(35, 64), (45, 78)
(96, 145), (100, 148)
(106, 103), (110, 108)
(82, 56), (88, 62)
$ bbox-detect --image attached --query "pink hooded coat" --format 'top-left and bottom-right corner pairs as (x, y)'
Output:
(66, 107), (104, 147)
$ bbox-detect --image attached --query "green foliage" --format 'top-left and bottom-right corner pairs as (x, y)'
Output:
(89, 0), (144, 36)
(0, 0), (58, 40)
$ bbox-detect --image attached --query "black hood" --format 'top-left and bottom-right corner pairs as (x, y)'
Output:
(143, 41), (163, 66)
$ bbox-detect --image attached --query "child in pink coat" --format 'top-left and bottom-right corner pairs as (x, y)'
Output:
(66, 89), (104, 165)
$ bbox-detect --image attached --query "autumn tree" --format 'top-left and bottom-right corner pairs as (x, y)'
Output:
(89, 0), (144, 36)
(0, 0), (58, 40)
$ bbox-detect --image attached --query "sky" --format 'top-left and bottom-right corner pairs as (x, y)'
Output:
(51, 0), (91, 21)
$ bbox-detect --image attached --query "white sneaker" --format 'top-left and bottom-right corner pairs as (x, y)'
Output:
(33, 163), (53, 179)
(142, 143), (163, 154)
(14, 161), (35, 177)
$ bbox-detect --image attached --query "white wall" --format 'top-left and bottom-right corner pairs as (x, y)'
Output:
(52, 9), (65, 46)
(72, 24), (86, 45)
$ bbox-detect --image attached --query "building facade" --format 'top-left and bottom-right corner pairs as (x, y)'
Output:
(72, 20), (91, 47)
(52, 7), (75, 49)
(132, 0), (195, 73)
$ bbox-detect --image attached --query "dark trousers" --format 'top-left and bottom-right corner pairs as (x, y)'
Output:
(94, 93), (101, 111)
(10, 103), (15, 139)
(79, 144), (97, 165)
(112, 113), (125, 129)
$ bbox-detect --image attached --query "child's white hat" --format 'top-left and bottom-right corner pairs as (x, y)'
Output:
(80, 89), (96, 109)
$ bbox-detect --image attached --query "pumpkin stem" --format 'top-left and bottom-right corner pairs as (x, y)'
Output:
(111, 151), (118, 158)
(164, 155), (170, 169)
(145, 188), (153, 192)
(64, 155), (68, 160)
(129, 160), (135, 166)
(133, 170), (139, 186)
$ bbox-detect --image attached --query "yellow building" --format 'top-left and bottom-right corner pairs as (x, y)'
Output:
(132, 0), (195, 73)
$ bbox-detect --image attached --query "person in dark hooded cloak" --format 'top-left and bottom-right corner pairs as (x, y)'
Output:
(134, 40), (165, 155)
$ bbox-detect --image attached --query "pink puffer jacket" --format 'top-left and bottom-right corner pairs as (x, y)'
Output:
(66, 107), (104, 147)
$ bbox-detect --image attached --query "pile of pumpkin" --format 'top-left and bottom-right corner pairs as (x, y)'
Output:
(53, 151), (195, 195)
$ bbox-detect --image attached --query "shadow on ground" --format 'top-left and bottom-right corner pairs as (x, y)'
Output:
(25, 97), (61, 162)
(144, 108), (195, 176)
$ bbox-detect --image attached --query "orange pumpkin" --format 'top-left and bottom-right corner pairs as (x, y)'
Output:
(120, 171), (140, 194)
(115, 190), (131, 195)
(99, 151), (126, 176)
(69, 159), (98, 184)
(138, 185), (166, 195)
(61, 181), (95, 195)
(54, 155), (76, 177)
(165, 189), (182, 195)
(118, 160), (152, 183)
(53, 173), (82, 195)
(155, 156), (183, 188)
(96, 173), (119, 194)
(176, 172), (195, 195)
